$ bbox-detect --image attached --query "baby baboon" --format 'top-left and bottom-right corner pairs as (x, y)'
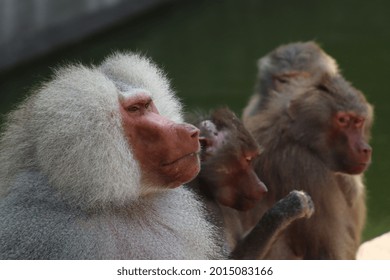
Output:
(188, 108), (314, 259)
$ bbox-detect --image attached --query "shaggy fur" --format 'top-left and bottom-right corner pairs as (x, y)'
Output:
(0, 53), (222, 259)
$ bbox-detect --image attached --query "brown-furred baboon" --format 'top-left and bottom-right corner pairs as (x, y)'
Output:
(243, 42), (373, 259)
(0, 53), (224, 259)
(188, 108), (314, 259)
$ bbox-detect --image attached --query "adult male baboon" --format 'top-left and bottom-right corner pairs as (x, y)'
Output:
(243, 42), (373, 259)
(0, 53), (224, 259)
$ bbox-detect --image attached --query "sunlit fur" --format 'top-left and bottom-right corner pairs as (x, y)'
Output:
(243, 41), (339, 119)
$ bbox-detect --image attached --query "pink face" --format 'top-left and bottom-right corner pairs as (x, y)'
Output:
(119, 92), (201, 188)
(328, 111), (372, 174)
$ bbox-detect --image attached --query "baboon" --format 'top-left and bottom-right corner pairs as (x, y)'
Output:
(243, 42), (373, 259)
(188, 108), (314, 259)
(0, 53), (224, 259)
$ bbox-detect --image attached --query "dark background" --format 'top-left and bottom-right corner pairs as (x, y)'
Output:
(0, 0), (389, 241)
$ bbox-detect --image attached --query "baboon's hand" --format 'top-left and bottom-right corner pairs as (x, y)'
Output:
(274, 190), (315, 220)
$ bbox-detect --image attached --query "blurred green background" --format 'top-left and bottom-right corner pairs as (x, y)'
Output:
(0, 0), (389, 241)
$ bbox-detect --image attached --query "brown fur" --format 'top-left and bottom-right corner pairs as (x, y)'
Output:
(243, 42), (373, 259)
(188, 108), (314, 259)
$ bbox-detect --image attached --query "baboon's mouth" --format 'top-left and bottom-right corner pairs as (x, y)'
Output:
(162, 152), (200, 166)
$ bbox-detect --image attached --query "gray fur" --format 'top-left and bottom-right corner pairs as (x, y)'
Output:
(0, 53), (222, 259)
